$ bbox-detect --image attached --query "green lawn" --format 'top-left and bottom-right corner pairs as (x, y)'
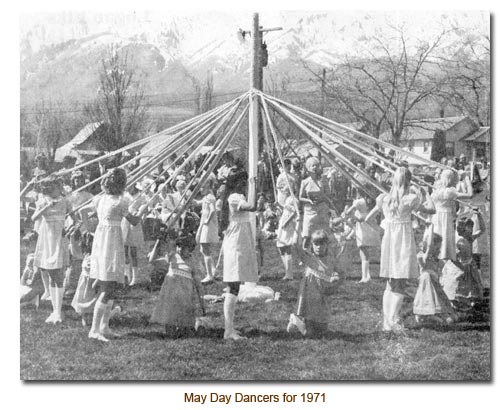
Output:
(20, 236), (490, 381)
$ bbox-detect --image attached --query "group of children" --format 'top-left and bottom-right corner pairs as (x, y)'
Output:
(20, 159), (488, 342)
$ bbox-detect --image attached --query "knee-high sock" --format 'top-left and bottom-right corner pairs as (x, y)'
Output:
(390, 292), (406, 326)
(382, 286), (392, 330)
(203, 256), (214, 278)
(130, 267), (138, 285)
(223, 293), (237, 338)
(361, 261), (371, 281)
(53, 287), (64, 321)
(89, 299), (107, 337)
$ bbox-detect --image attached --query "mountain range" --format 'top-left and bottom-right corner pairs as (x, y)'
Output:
(20, 11), (489, 108)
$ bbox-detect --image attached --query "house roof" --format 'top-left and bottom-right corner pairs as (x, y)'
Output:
(464, 126), (490, 143)
(55, 122), (103, 162)
(380, 116), (468, 142)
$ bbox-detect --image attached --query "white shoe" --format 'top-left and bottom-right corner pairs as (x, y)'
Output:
(201, 276), (214, 284)
(45, 313), (56, 323)
(224, 331), (247, 340)
(88, 331), (109, 342)
(41, 292), (51, 301)
(288, 314), (306, 335)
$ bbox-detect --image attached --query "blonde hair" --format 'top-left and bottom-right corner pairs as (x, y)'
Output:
(387, 167), (412, 216)
(440, 169), (457, 188)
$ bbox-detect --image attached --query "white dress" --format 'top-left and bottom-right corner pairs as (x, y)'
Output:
(431, 187), (458, 260)
(222, 193), (259, 283)
(121, 192), (146, 248)
(33, 195), (71, 270)
(90, 194), (130, 284)
(196, 193), (219, 244)
(352, 198), (380, 247)
(376, 193), (421, 279)
(276, 196), (298, 247)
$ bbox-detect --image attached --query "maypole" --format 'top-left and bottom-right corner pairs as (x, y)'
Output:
(247, 12), (261, 206)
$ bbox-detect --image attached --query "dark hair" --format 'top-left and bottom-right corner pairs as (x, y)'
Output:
(226, 170), (248, 194)
(284, 158), (291, 167)
(456, 216), (474, 237)
(176, 233), (196, 253)
(311, 229), (329, 244)
(101, 168), (127, 195)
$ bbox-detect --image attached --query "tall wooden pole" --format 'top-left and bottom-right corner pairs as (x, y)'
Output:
(248, 12), (260, 205)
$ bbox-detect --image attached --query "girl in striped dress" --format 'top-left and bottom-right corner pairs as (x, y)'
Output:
(151, 233), (203, 337)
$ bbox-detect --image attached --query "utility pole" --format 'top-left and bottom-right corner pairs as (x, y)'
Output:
(245, 13), (282, 204)
(320, 68), (326, 117)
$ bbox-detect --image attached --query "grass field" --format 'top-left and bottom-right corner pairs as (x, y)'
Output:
(20, 230), (491, 381)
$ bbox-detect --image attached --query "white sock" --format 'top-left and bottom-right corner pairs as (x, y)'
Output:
(203, 256), (214, 279)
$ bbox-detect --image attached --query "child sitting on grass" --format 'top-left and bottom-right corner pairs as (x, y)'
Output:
(287, 229), (343, 337)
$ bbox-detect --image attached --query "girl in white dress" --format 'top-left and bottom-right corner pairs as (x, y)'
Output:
(194, 182), (219, 284)
(222, 171), (258, 340)
(32, 176), (72, 324)
(122, 183), (148, 286)
(343, 189), (380, 283)
(299, 157), (331, 250)
(431, 169), (472, 260)
(365, 167), (432, 332)
(79, 168), (143, 342)
(276, 195), (299, 280)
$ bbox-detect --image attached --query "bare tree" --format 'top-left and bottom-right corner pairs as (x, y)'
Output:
(305, 26), (448, 143)
(437, 33), (490, 126)
(84, 45), (148, 152)
(29, 100), (79, 167)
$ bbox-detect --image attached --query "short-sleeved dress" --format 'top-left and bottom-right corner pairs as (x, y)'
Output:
(196, 193), (219, 244)
(276, 196), (299, 248)
(90, 194), (130, 284)
(223, 193), (259, 283)
(352, 198), (380, 247)
(151, 253), (200, 328)
(33, 195), (71, 270)
(431, 187), (458, 260)
(121, 192), (146, 249)
(301, 176), (330, 238)
(377, 192), (422, 279)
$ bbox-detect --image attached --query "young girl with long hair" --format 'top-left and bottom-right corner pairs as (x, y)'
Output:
(431, 169), (472, 260)
(365, 167), (433, 332)
(80, 168), (143, 342)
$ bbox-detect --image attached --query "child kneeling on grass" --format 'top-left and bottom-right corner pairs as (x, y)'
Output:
(150, 230), (208, 338)
(287, 229), (343, 337)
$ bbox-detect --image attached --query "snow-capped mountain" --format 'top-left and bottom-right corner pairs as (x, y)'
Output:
(20, 11), (489, 104)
